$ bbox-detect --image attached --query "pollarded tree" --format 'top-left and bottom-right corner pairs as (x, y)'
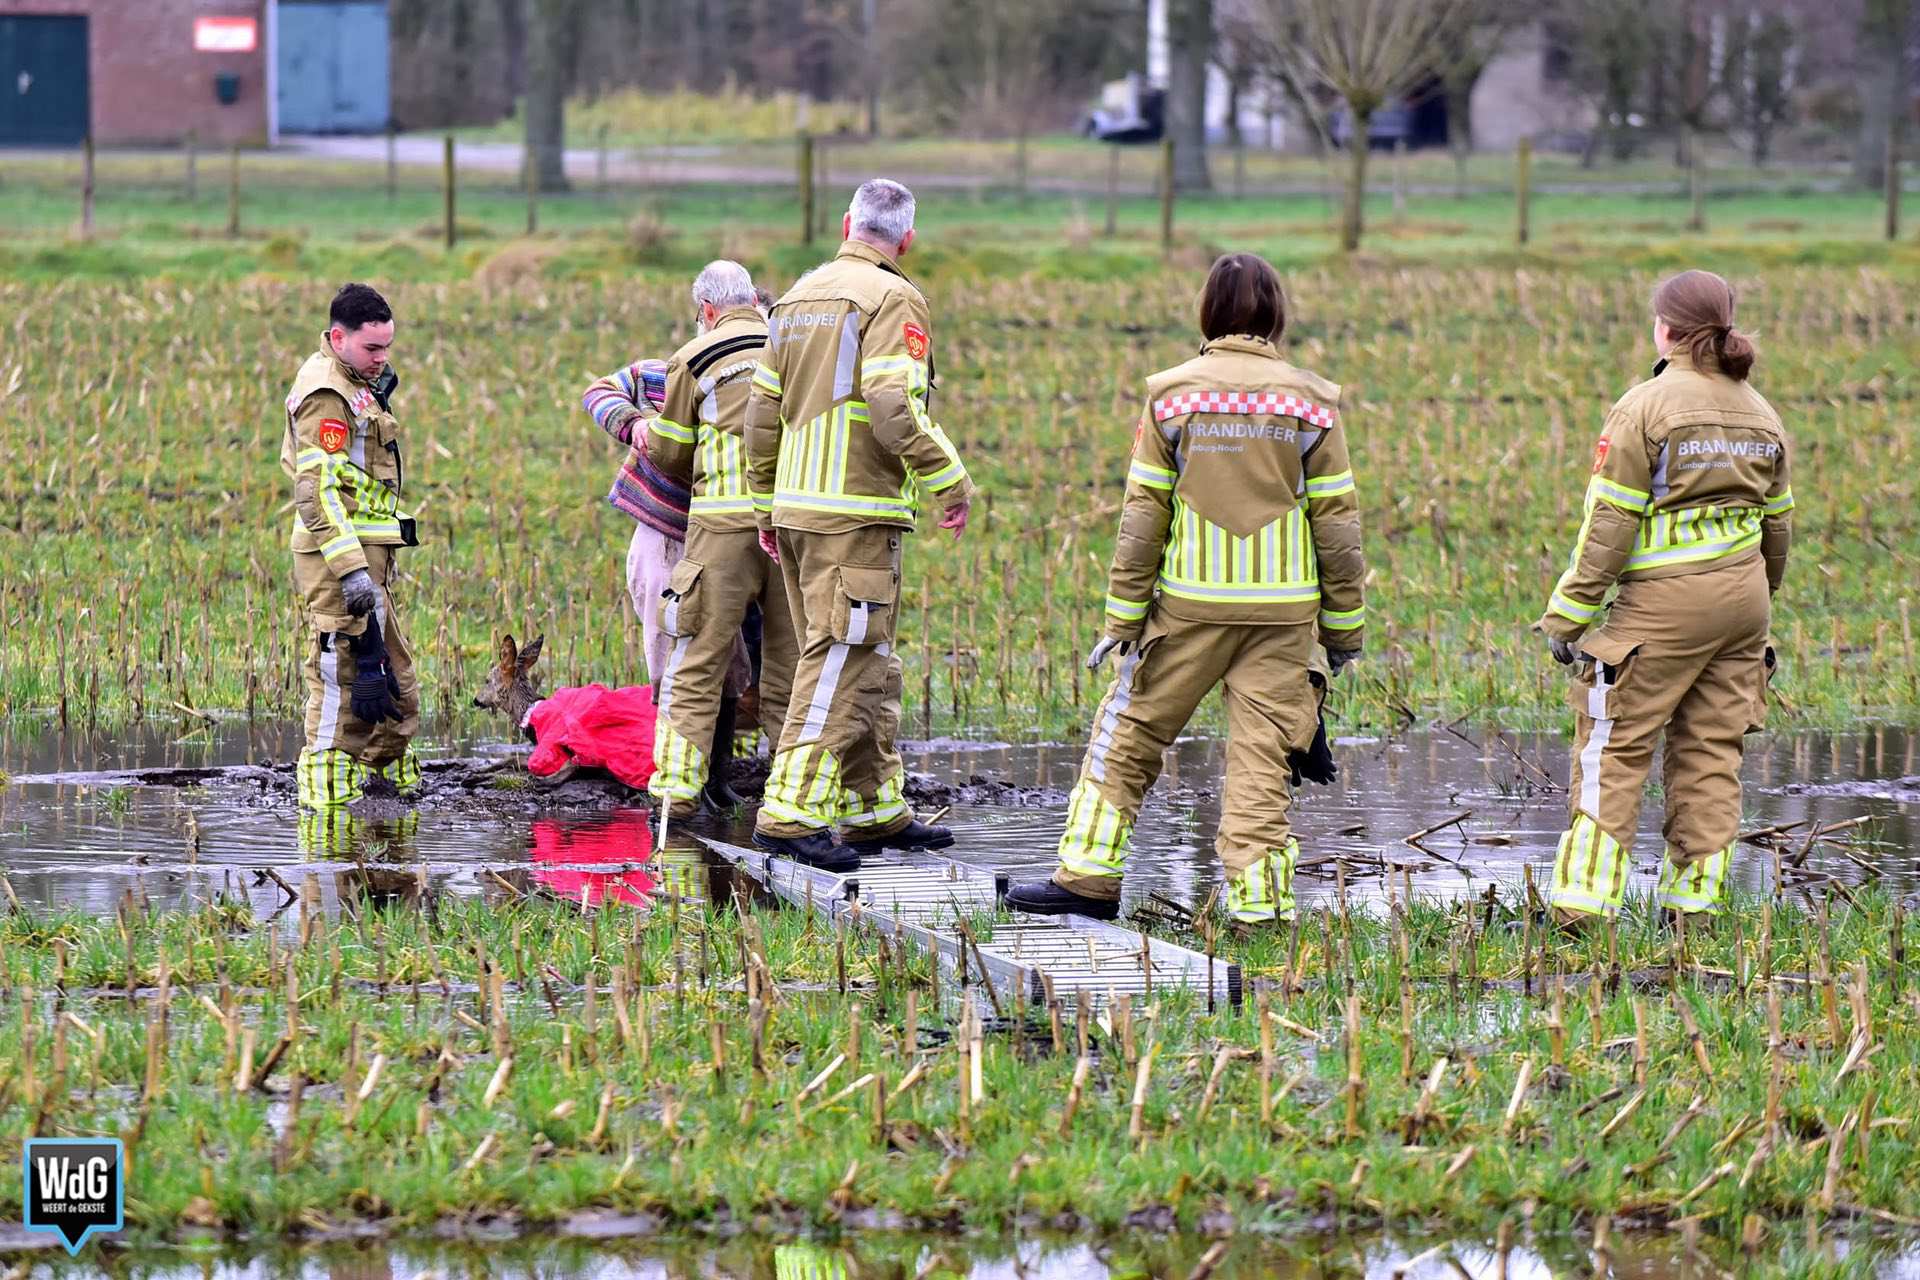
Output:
(1258, 0), (1473, 251)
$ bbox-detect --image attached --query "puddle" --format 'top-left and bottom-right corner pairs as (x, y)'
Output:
(4, 1228), (1917, 1279)
(2, 721), (1916, 920)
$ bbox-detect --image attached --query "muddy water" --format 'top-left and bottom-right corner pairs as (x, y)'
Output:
(6, 1229), (1918, 1279)
(1, 720), (1915, 919)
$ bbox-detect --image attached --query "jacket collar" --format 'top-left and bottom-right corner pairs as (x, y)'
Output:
(1200, 334), (1282, 359)
(836, 238), (912, 284)
(1653, 347), (1717, 377)
(323, 345), (371, 387)
(711, 304), (767, 331)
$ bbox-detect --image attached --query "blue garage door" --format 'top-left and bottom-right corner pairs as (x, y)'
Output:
(277, 1), (390, 133)
(0, 15), (89, 145)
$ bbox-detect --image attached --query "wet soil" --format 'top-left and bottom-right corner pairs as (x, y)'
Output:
(2, 720), (1915, 921)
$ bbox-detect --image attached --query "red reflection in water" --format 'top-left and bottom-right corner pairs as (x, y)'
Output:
(529, 810), (658, 908)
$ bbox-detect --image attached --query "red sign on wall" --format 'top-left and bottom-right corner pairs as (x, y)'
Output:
(193, 17), (258, 53)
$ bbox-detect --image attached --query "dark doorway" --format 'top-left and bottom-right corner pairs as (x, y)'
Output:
(0, 15), (89, 145)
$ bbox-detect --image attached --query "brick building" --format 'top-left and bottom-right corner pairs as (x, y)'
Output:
(1, 0), (389, 146)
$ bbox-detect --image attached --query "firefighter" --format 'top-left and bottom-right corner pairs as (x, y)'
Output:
(744, 178), (975, 870)
(282, 283), (421, 810)
(1005, 253), (1365, 923)
(1539, 269), (1792, 924)
(644, 261), (799, 818)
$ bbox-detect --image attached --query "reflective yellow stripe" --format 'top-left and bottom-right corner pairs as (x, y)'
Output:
(1590, 476), (1651, 514)
(1764, 487), (1794, 515)
(752, 362), (782, 393)
(1158, 498), (1320, 604)
(1319, 605), (1364, 631)
(1626, 506), (1763, 572)
(652, 417), (696, 445)
(918, 459), (967, 492)
(1548, 590), (1600, 624)
(1055, 780), (1130, 879)
(1304, 470), (1355, 499)
(1128, 460), (1177, 491)
(1550, 813), (1629, 917)
(1105, 594), (1149, 621)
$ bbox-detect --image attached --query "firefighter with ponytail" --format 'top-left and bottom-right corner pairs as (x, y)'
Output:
(1539, 269), (1793, 924)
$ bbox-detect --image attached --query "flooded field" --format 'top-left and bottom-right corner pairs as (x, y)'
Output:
(8, 1227), (1920, 1280)
(2, 721), (1914, 920)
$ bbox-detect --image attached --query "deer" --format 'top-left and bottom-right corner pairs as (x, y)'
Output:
(473, 633), (546, 727)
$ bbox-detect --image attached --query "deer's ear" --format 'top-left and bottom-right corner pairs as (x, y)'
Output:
(497, 633), (518, 672)
(517, 634), (545, 673)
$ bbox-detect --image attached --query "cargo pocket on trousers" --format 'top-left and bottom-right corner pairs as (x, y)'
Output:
(661, 560), (705, 638)
(1746, 643), (1777, 735)
(1571, 631), (1640, 724)
(830, 565), (899, 646)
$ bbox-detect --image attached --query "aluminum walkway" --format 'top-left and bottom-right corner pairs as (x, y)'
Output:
(699, 837), (1241, 1011)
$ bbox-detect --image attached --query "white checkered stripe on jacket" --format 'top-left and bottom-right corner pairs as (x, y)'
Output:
(1151, 391), (1336, 427)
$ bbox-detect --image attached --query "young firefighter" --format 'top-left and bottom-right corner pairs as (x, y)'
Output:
(1006, 254), (1365, 923)
(1538, 269), (1792, 925)
(641, 262), (798, 818)
(281, 283), (422, 809)
(744, 179), (976, 870)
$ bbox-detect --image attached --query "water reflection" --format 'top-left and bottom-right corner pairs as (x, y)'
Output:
(528, 810), (660, 909)
(10, 1229), (1920, 1279)
(1, 722), (1915, 921)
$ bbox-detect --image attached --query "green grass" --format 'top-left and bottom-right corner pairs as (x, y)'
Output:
(0, 153), (1914, 737)
(0, 878), (1914, 1267)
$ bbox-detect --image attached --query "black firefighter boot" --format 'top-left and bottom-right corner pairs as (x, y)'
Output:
(701, 696), (743, 814)
(1004, 878), (1121, 921)
(845, 816), (955, 854)
(753, 828), (861, 873)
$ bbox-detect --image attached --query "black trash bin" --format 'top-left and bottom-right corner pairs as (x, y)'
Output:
(214, 72), (241, 105)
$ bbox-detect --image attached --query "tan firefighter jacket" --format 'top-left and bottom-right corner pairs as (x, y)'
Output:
(744, 240), (973, 534)
(646, 305), (769, 535)
(1540, 349), (1793, 641)
(1103, 335), (1366, 650)
(280, 349), (415, 577)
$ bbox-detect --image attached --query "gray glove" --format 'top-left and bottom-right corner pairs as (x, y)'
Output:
(1327, 646), (1360, 676)
(1548, 636), (1578, 665)
(1086, 636), (1135, 670)
(340, 568), (379, 618)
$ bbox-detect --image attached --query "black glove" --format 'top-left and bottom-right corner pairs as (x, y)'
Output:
(349, 615), (403, 724)
(1287, 672), (1338, 787)
(1548, 636), (1577, 665)
(1327, 646), (1360, 676)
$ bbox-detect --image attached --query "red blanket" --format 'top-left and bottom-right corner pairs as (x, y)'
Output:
(524, 684), (658, 789)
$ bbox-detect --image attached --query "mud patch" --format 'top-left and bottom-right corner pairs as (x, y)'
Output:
(12, 755), (1071, 819)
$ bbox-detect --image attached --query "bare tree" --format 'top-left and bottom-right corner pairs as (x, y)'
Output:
(1258, 0), (1471, 251)
(1722, 3), (1800, 167)
(1432, 0), (1531, 196)
(1169, 0), (1216, 190)
(1852, 0), (1915, 189)
(525, 0), (585, 192)
(1552, 0), (1663, 166)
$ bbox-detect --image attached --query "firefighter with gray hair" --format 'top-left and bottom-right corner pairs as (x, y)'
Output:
(643, 260), (799, 817)
(745, 179), (975, 869)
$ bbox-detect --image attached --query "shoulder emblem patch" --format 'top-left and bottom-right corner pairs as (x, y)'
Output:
(1591, 435), (1611, 474)
(903, 322), (929, 362)
(318, 419), (350, 454)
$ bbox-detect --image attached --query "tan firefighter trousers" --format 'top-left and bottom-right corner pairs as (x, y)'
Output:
(755, 526), (909, 839)
(648, 525), (799, 815)
(293, 543), (421, 807)
(1550, 557), (1772, 919)
(1051, 613), (1321, 922)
